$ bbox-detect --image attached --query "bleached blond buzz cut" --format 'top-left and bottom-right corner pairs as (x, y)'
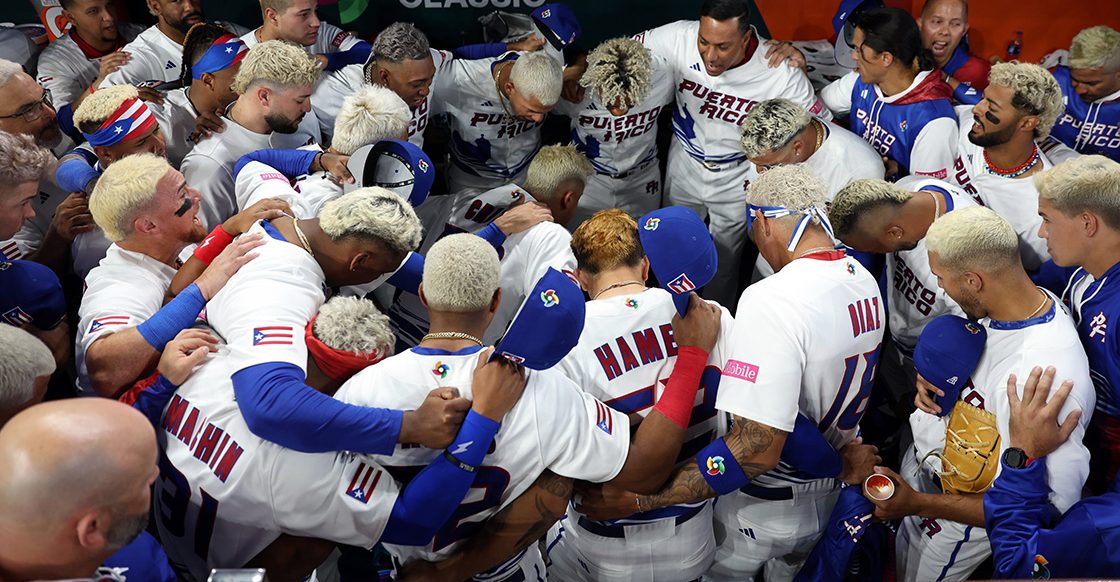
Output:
(1036, 155), (1120, 230)
(0, 131), (54, 186)
(422, 233), (500, 313)
(987, 62), (1064, 139)
(830, 179), (910, 237)
(231, 40), (321, 95)
(259, 0), (296, 14)
(73, 85), (138, 134)
(313, 296), (395, 356)
(1069, 25), (1120, 72)
(925, 205), (1021, 274)
(740, 98), (813, 159)
(89, 153), (171, 242)
(318, 186), (422, 254)
(580, 38), (653, 109)
(331, 86), (411, 156)
(524, 144), (594, 203)
(510, 52), (562, 107)
(746, 163), (827, 226)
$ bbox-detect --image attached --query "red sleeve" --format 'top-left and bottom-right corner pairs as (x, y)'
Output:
(955, 55), (992, 91)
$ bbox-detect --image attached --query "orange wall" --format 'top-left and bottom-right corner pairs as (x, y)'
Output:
(756, 0), (1120, 64)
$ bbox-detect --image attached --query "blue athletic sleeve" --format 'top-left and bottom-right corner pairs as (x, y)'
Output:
(780, 413), (842, 479)
(133, 374), (178, 428)
(453, 42), (508, 60)
(380, 410), (501, 545)
(385, 252), (423, 295)
(136, 284), (206, 351)
(234, 149), (318, 179)
(323, 41), (372, 72)
(231, 362), (402, 455)
(953, 82), (981, 105)
(793, 486), (877, 582)
(476, 222), (508, 249)
(56, 157), (100, 193)
(984, 457), (1055, 578)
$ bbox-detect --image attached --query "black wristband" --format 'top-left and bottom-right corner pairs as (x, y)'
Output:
(443, 449), (477, 473)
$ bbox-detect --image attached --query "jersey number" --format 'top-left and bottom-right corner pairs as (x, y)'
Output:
(819, 345), (881, 432)
(157, 454), (219, 561)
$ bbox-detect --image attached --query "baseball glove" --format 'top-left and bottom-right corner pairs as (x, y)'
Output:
(935, 401), (1002, 495)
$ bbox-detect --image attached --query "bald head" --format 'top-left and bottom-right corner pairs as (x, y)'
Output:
(0, 399), (157, 578)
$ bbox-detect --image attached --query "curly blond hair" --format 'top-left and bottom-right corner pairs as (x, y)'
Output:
(1069, 25), (1120, 71)
(524, 145), (593, 203)
(313, 295), (395, 355)
(746, 163), (827, 215)
(829, 179), (910, 237)
(318, 186), (421, 254)
(571, 209), (644, 275)
(987, 62), (1064, 139)
(580, 38), (653, 109)
(0, 131), (55, 186)
(231, 40), (321, 95)
(73, 85), (139, 134)
(1036, 155), (1120, 229)
(740, 98), (813, 159)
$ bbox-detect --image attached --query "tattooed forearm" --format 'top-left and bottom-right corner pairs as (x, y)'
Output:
(725, 417), (781, 479)
(637, 462), (715, 509)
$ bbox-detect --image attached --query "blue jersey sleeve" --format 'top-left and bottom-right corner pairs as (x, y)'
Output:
(452, 42), (508, 60)
(780, 413), (842, 479)
(793, 486), (877, 582)
(234, 149), (318, 179)
(385, 252), (423, 296)
(984, 458), (1057, 578)
(231, 362), (402, 455)
(323, 41), (372, 72)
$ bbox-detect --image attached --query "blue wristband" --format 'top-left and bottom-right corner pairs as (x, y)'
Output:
(136, 283), (205, 351)
(476, 222), (508, 249)
(446, 409), (501, 469)
(696, 437), (751, 495)
(56, 157), (100, 193)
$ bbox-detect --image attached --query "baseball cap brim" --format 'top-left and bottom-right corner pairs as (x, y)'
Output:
(494, 268), (585, 370)
(345, 140), (433, 207)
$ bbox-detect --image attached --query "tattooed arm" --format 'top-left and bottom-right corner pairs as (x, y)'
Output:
(396, 471), (573, 582)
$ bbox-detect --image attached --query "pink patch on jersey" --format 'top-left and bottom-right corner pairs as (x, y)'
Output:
(258, 172), (287, 182)
(913, 168), (948, 180)
(723, 359), (759, 383)
(808, 98), (826, 115)
(332, 30), (349, 49)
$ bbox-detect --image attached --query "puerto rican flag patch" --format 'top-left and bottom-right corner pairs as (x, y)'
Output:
(667, 273), (696, 294)
(594, 400), (614, 435)
(344, 462), (382, 504)
(253, 326), (294, 346)
(89, 315), (130, 333)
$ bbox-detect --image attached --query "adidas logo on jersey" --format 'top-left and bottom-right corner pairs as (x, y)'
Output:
(481, 100), (493, 107)
(165, 60), (176, 69)
(690, 63), (702, 72)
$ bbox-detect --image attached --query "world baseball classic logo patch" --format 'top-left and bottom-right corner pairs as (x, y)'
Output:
(540, 289), (560, 307)
(433, 361), (449, 379)
(706, 455), (725, 476)
(253, 326), (293, 346)
(643, 217), (660, 231)
(723, 359), (759, 383)
(666, 273), (696, 294)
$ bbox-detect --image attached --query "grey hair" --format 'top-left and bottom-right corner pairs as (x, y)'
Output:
(318, 187), (422, 254)
(0, 325), (54, 418)
(0, 131), (55, 186)
(740, 98), (813, 159)
(422, 233), (500, 313)
(372, 22), (431, 64)
(313, 296), (395, 355)
(0, 59), (23, 90)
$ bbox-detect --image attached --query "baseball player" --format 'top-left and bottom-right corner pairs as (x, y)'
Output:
(950, 62), (1064, 272)
(546, 207), (732, 581)
(552, 38), (674, 229)
(985, 366), (1120, 578)
(819, 6), (957, 181)
(1035, 156), (1120, 491)
(877, 205), (1093, 582)
(77, 154), (279, 398)
(0, 124), (77, 267)
(335, 233), (719, 580)
(34, 0), (142, 122)
(1048, 26), (1120, 162)
(240, 0), (369, 69)
(633, 0), (829, 307)
(181, 40), (321, 230)
(155, 295), (528, 580)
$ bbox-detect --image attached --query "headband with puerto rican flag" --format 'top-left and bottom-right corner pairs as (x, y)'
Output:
(82, 97), (157, 148)
(192, 34), (249, 80)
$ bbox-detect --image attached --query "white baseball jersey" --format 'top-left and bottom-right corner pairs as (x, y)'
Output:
(950, 106), (1052, 271)
(156, 351), (398, 580)
(886, 177), (975, 351)
(719, 252), (884, 487)
(634, 22), (829, 170)
(75, 243), (177, 392)
(36, 24), (144, 106)
(484, 221), (577, 345)
(553, 54), (674, 176)
(432, 53), (542, 195)
(233, 144), (341, 219)
(181, 112), (321, 229)
(900, 294), (1093, 582)
(150, 87), (203, 168)
(99, 26), (184, 88)
(334, 345), (630, 578)
(240, 21), (361, 54)
(311, 48), (450, 148)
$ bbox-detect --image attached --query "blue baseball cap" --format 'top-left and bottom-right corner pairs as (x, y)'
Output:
(832, 0), (884, 68)
(495, 267), (586, 370)
(638, 207), (717, 316)
(345, 140), (433, 208)
(531, 3), (581, 51)
(914, 314), (987, 416)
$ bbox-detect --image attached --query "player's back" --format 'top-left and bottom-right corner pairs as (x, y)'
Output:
(335, 345), (629, 575)
(485, 221), (576, 344)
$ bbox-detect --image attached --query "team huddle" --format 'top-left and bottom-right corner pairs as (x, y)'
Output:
(0, 0), (1119, 580)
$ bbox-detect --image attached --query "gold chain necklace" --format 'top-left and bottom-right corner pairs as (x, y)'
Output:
(421, 331), (484, 346)
(290, 216), (314, 257)
(493, 60), (515, 118)
(1025, 288), (1049, 319)
(795, 246), (836, 260)
(926, 189), (942, 221)
(593, 280), (645, 300)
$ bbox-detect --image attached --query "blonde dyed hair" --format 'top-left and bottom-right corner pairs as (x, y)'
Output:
(1069, 25), (1120, 72)
(746, 163), (827, 222)
(829, 179), (910, 237)
(89, 153), (170, 242)
(524, 145), (593, 203)
(313, 296), (395, 355)
(0, 131), (54, 186)
(73, 85), (139, 134)
(580, 38), (653, 109)
(318, 186), (421, 254)
(510, 52), (562, 107)
(331, 86), (410, 156)
(422, 233), (500, 313)
(1036, 155), (1120, 229)
(231, 40), (321, 95)
(571, 209), (644, 274)
(987, 62), (1064, 139)
(925, 205), (1020, 274)
(740, 98), (813, 159)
